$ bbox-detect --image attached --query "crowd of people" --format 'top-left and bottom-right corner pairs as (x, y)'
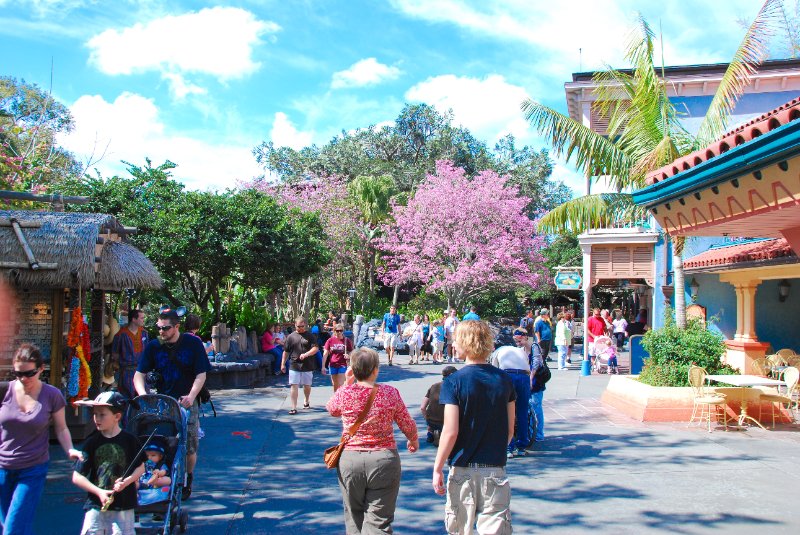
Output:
(0, 302), (651, 534)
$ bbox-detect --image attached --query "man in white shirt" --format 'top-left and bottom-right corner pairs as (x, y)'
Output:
(490, 329), (532, 458)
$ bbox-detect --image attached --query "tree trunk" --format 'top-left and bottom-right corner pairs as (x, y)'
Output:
(301, 277), (314, 317)
(673, 236), (686, 329)
(212, 288), (222, 324)
(392, 284), (400, 307)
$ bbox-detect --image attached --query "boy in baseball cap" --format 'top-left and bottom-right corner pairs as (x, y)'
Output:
(72, 392), (145, 535)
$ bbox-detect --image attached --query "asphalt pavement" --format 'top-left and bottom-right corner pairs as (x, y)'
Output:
(36, 351), (800, 534)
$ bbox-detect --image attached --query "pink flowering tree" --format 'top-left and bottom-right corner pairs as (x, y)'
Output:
(376, 161), (546, 309)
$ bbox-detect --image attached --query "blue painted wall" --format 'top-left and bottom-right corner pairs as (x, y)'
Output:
(689, 273), (800, 353)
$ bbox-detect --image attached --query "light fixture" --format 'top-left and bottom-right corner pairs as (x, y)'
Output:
(689, 278), (700, 302)
(778, 279), (791, 302)
(347, 287), (356, 300)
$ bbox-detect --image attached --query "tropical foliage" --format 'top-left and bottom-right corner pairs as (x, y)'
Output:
(522, 0), (782, 327)
(638, 311), (737, 387)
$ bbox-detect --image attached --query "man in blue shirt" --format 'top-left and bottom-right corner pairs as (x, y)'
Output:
(462, 306), (480, 321)
(134, 309), (211, 500)
(381, 305), (401, 366)
(432, 320), (515, 534)
(534, 308), (553, 362)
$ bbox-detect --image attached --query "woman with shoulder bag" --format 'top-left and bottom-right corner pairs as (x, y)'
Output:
(326, 348), (419, 534)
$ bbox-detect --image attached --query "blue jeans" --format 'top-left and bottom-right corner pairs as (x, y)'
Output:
(557, 345), (569, 369)
(530, 391), (545, 441)
(507, 372), (531, 451)
(0, 461), (49, 535)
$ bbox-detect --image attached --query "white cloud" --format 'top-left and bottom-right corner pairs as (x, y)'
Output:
(406, 74), (531, 143)
(390, 0), (765, 77)
(331, 58), (402, 89)
(270, 112), (314, 150)
(161, 72), (207, 99)
(87, 7), (279, 97)
(58, 92), (262, 190)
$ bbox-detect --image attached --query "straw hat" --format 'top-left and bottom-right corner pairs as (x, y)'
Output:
(103, 316), (120, 346)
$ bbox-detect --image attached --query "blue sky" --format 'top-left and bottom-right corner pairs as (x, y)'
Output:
(0, 0), (775, 191)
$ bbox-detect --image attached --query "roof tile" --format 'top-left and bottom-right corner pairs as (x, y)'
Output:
(683, 238), (796, 269)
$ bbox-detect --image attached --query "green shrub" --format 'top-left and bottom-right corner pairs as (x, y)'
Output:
(638, 310), (738, 387)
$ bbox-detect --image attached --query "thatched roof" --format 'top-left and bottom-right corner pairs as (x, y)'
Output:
(0, 210), (162, 291)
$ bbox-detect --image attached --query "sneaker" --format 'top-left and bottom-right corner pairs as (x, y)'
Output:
(506, 451), (514, 459)
(513, 448), (527, 457)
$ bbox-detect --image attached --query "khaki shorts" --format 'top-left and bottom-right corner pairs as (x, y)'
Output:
(384, 333), (397, 349)
(445, 466), (511, 535)
(81, 508), (135, 535)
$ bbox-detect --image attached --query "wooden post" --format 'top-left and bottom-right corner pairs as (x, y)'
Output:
(50, 289), (65, 387)
(89, 291), (105, 393)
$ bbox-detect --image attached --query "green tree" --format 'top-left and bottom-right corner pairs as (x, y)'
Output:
(63, 160), (328, 322)
(0, 76), (81, 191)
(521, 1), (781, 327)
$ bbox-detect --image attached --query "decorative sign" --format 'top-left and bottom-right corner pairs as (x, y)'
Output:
(554, 270), (582, 290)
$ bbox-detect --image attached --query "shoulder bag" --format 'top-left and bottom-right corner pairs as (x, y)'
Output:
(324, 385), (378, 469)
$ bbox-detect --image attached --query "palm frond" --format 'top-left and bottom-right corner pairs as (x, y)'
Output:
(696, 0), (784, 143)
(536, 193), (649, 235)
(521, 100), (631, 183)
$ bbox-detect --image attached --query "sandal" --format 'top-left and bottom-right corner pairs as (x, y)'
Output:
(289, 409), (297, 415)
(303, 403), (310, 409)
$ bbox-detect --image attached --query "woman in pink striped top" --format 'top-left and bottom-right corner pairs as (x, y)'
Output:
(326, 347), (419, 534)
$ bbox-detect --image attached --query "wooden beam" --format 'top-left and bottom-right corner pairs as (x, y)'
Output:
(0, 190), (89, 204)
(10, 218), (42, 269)
(0, 261), (58, 269)
(0, 218), (42, 228)
(50, 290), (65, 387)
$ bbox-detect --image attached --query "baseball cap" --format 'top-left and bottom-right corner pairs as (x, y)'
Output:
(74, 391), (128, 410)
(442, 366), (458, 377)
(144, 442), (166, 455)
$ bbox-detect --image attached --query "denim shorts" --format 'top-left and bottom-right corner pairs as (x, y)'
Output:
(328, 366), (348, 375)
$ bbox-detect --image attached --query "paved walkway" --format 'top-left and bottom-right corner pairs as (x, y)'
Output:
(36, 355), (800, 534)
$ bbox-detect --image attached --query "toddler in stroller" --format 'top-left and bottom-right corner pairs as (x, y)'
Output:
(593, 335), (619, 374)
(137, 438), (172, 506)
(127, 394), (190, 534)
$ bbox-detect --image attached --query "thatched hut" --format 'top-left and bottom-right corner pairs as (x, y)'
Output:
(0, 210), (162, 392)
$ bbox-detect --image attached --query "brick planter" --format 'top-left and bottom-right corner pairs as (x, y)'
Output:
(601, 375), (794, 424)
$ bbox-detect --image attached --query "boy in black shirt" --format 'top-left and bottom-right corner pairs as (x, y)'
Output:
(73, 392), (146, 535)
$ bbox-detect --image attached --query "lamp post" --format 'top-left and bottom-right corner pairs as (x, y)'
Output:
(347, 287), (357, 311)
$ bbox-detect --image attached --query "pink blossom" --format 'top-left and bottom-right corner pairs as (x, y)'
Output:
(375, 161), (546, 306)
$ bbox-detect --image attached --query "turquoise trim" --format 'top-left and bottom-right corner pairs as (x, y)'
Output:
(632, 118), (800, 207)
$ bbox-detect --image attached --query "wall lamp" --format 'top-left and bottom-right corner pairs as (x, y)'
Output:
(689, 278), (700, 303)
(778, 279), (791, 302)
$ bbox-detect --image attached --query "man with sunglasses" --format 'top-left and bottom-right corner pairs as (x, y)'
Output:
(133, 308), (211, 500)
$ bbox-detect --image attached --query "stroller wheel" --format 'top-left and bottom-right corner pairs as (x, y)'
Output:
(179, 510), (189, 533)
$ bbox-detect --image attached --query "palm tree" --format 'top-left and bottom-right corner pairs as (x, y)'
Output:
(521, 0), (782, 327)
(347, 174), (397, 306)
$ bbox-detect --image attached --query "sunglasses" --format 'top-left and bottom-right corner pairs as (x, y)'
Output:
(334, 329), (343, 333)
(157, 325), (175, 332)
(13, 369), (39, 378)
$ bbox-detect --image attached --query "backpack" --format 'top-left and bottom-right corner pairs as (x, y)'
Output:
(531, 344), (551, 386)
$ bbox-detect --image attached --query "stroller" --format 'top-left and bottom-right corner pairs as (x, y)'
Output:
(592, 335), (618, 374)
(126, 394), (190, 534)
